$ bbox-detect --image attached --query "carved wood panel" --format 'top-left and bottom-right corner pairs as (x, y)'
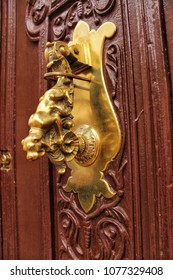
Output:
(0, 0), (172, 259)
(24, 0), (173, 260)
(25, 0), (132, 260)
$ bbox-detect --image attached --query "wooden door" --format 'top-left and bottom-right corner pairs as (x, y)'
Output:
(0, 0), (173, 260)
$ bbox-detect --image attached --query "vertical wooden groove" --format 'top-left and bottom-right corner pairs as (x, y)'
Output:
(38, 22), (53, 259)
(137, 0), (159, 259)
(163, 0), (173, 121)
(122, 0), (143, 259)
(159, 0), (172, 103)
(120, 0), (136, 260)
(0, 0), (18, 259)
(162, 0), (173, 259)
(141, 0), (159, 259)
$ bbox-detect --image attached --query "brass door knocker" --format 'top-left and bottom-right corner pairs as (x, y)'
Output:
(22, 21), (121, 212)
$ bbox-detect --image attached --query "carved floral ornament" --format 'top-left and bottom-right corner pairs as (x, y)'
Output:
(26, 0), (116, 41)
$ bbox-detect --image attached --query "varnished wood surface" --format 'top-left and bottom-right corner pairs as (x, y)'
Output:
(15, 0), (52, 260)
(0, 0), (18, 260)
(0, 0), (173, 259)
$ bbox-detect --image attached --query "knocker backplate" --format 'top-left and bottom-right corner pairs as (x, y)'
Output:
(64, 21), (121, 212)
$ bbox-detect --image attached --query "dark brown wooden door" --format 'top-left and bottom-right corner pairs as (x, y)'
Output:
(0, 0), (173, 260)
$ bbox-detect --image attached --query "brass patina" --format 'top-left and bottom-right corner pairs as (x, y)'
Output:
(22, 21), (121, 212)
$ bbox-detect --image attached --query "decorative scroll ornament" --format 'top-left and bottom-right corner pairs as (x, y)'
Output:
(26, 0), (116, 41)
(26, 0), (50, 40)
(58, 189), (130, 259)
(22, 21), (121, 212)
(53, 0), (116, 41)
(31, 0), (49, 25)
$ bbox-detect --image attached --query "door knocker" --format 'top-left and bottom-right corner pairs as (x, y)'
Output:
(22, 21), (121, 212)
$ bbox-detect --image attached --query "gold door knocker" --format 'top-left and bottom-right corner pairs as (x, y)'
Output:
(22, 21), (121, 212)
